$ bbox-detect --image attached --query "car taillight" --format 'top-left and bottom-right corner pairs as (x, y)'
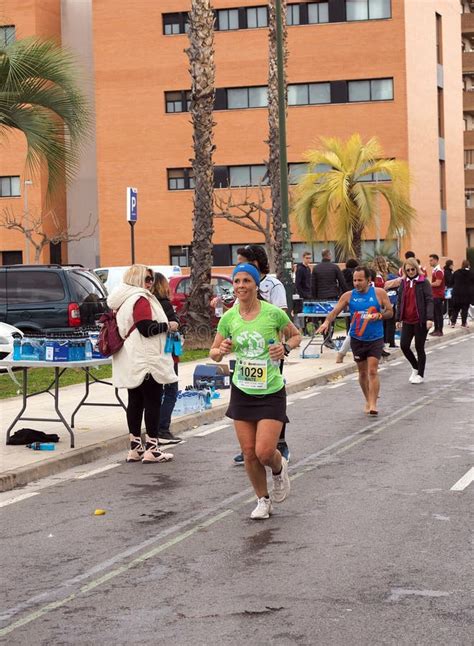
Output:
(68, 302), (81, 327)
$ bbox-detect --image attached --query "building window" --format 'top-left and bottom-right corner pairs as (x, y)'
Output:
(308, 3), (329, 23)
(229, 165), (268, 187)
(288, 82), (331, 105)
(287, 4), (301, 25)
(0, 25), (15, 46)
(167, 169), (195, 190)
(436, 13), (443, 65)
(170, 246), (191, 267)
(246, 6), (268, 28)
(162, 12), (189, 35)
(348, 78), (393, 102)
(216, 8), (239, 30)
(165, 90), (191, 113)
(0, 176), (20, 197)
(346, 0), (391, 21)
(227, 86), (268, 109)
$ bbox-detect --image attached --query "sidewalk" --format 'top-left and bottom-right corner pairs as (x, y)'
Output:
(0, 326), (470, 492)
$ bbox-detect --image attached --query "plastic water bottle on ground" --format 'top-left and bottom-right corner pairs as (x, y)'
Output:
(26, 442), (56, 451)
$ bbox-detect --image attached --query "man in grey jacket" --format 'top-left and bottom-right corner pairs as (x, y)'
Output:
(311, 249), (347, 300)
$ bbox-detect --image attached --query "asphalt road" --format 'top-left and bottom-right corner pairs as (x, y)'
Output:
(0, 334), (473, 645)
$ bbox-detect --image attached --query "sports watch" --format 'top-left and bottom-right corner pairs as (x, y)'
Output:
(283, 343), (291, 356)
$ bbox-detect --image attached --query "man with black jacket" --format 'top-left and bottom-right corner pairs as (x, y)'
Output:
(311, 249), (347, 300)
(294, 251), (312, 326)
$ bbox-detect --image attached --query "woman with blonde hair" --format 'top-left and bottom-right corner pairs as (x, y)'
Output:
(396, 258), (434, 384)
(107, 264), (178, 463)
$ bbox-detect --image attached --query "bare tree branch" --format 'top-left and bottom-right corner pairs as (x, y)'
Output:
(0, 206), (97, 264)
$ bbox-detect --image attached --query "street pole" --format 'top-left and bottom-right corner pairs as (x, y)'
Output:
(129, 221), (136, 264)
(23, 179), (33, 264)
(275, 0), (294, 309)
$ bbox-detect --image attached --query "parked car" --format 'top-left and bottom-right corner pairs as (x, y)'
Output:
(169, 274), (234, 331)
(0, 322), (23, 361)
(94, 265), (182, 295)
(0, 265), (108, 333)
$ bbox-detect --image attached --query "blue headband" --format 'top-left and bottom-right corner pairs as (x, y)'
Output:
(232, 263), (260, 286)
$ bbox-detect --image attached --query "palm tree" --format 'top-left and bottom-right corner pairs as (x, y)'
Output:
(293, 134), (415, 260)
(266, 0), (288, 279)
(185, 0), (216, 344)
(0, 37), (90, 195)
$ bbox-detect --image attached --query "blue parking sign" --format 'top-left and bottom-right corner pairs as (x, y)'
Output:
(126, 187), (138, 222)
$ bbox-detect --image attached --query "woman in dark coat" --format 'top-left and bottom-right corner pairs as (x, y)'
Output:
(450, 260), (473, 328)
(443, 259), (454, 318)
(396, 258), (434, 384)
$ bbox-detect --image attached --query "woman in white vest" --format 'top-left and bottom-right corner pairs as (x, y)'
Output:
(107, 264), (178, 463)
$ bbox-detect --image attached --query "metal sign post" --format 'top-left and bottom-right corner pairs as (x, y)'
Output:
(126, 187), (138, 264)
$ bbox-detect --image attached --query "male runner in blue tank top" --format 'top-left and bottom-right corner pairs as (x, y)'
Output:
(317, 266), (393, 415)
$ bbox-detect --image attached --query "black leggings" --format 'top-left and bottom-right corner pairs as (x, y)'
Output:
(451, 303), (469, 326)
(127, 374), (163, 439)
(400, 323), (428, 377)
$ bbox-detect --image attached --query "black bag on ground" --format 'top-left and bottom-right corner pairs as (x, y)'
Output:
(8, 428), (60, 445)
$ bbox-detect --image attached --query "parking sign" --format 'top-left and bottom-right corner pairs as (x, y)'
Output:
(126, 187), (138, 222)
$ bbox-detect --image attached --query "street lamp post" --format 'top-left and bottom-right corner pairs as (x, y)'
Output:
(274, 0), (294, 308)
(23, 179), (33, 264)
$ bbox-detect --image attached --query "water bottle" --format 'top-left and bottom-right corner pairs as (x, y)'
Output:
(164, 333), (174, 353)
(26, 442), (56, 451)
(268, 339), (280, 367)
(13, 336), (21, 361)
(85, 338), (92, 360)
(214, 295), (223, 318)
(204, 388), (212, 410)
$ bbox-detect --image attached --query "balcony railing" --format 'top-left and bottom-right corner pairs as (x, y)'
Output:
(464, 130), (474, 148)
(463, 90), (474, 112)
(463, 51), (474, 73)
(465, 168), (474, 187)
(462, 12), (474, 35)
(466, 207), (474, 228)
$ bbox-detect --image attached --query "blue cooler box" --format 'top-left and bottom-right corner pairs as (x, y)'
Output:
(193, 364), (231, 389)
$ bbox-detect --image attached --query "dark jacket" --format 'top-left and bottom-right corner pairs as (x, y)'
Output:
(444, 266), (454, 289)
(342, 267), (355, 292)
(157, 296), (179, 324)
(396, 275), (434, 325)
(452, 268), (474, 305)
(295, 263), (312, 299)
(311, 259), (347, 300)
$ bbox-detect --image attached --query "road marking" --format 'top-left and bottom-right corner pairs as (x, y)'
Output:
(391, 361), (403, 366)
(195, 424), (230, 437)
(300, 392), (321, 399)
(75, 464), (120, 479)
(450, 467), (474, 491)
(0, 492), (39, 508)
(379, 367), (386, 372)
(0, 381), (456, 637)
(287, 401), (294, 406)
(426, 351), (433, 354)
(328, 383), (345, 389)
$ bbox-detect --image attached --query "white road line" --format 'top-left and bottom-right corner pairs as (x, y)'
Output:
(379, 367), (387, 372)
(0, 492), (39, 508)
(287, 401), (294, 406)
(391, 361), (403, 366)
(300, 391), (321, 399)
(76, 464), (120, 480)
(328, 383), (345, 388)
(450, 467), (474, 491)
(426, 351), (433, 355)
(194, 424), (230, 438)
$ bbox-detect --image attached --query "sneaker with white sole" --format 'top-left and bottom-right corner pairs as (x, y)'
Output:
(126, 434), (144, 463)
(411, 374), (424, 384)
(141, 436), (174, 463)
(272, 456), (290, 503)
(250, 497), (273, 519)
(409, 369), (418, 383)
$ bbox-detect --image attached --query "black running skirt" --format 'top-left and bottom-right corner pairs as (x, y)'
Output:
(225, 384), (289, 423)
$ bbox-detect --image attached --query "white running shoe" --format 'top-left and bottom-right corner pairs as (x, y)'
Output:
(272, 457), (290, 503)
(250, 497), (273, 519)
(409, 369), (418, 383)
(411, 374), (424, 384)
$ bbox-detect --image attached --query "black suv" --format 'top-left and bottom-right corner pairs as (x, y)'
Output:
(0, 265), (108, 333)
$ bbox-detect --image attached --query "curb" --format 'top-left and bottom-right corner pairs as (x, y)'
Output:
(1, 328), (470, 492)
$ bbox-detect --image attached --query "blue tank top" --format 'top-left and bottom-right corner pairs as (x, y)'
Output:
(349, 285), (384, 341)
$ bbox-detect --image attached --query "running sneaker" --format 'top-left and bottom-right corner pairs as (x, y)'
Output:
(277, 442), (290, 462)
(409, 368), (418, 383)
(250, 497), (273, 519)
(233, 452), (245, 465)
(381, 349), (391, 358)
(158, 430), (183, 445)
(272, 457), (290, 503)
(411, 375), (424, 384)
